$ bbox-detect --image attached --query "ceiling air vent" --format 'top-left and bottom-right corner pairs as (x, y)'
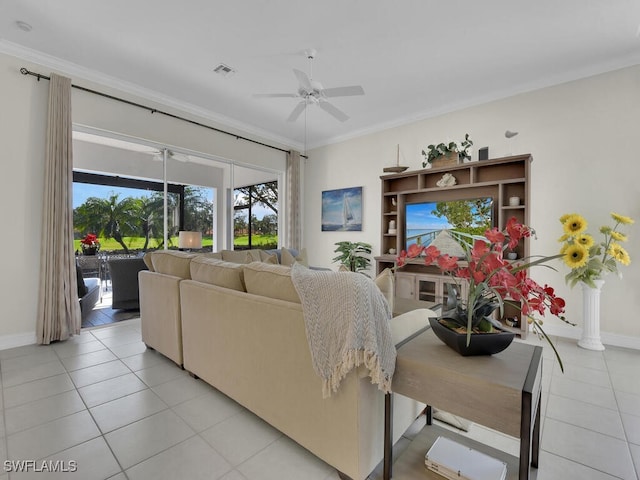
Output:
(213, 63), (235, 77)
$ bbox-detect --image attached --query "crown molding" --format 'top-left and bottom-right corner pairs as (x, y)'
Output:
(0, 40), (303, 152)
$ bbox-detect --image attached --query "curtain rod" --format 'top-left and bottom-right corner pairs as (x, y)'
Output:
(20, 67), (305, 158)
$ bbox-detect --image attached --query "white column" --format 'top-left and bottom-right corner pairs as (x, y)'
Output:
(578, 279), (605, 351)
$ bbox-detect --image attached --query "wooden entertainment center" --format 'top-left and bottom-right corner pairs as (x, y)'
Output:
(375, 154), (532, 336)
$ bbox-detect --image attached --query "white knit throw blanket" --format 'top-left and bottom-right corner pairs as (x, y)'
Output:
(291, 263), (396, 398)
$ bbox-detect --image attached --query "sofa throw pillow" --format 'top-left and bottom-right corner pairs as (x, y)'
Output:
(281, 247), (308, 267)
(151, 251), (196, 279)
(190, 257), (246, 291)
(375, 268), (395, 313)
(259, 250), (279, 264)
(243, 262), (300, 303)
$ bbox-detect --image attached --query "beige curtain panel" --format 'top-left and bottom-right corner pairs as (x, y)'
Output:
(36, 73), (81, 344)
(286, 150), (302, 250)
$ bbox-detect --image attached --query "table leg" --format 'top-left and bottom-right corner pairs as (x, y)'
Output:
(531, 390), (541, 468)
(384, 392), (393, 480)
(519, 391), (532, 479)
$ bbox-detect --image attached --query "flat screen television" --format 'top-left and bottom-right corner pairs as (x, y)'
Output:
(405, 197), (494, 254)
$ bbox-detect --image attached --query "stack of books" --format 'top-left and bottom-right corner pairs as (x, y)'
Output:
(424, 436), (507, 480)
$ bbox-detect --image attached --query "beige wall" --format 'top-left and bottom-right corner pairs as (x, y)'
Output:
(0, 51), (287, 347)
(305, 65), (640, 346)
(2, 48), (639, 348)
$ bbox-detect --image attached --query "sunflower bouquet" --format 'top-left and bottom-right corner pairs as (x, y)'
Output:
(559, 212), (634, 288)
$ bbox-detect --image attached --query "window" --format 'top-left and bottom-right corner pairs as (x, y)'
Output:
(233, 181), (278, 250)
(73, 172), (213, 254)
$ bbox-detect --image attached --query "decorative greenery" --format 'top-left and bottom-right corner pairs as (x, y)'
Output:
(397, 217), (574, 371)
(332, 241), (372, 275)
(559, 212), (633, 288)
(421, 133), (473, 167)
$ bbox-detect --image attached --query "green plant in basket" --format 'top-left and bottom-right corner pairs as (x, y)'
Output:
(422, 133), (473, 167)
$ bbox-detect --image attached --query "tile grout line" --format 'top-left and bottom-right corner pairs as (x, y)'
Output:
(604, 350), (640, 480)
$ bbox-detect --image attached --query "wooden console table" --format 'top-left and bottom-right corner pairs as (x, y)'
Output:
(384, 328), (542, 480)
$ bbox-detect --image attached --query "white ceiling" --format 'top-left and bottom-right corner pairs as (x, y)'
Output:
(2, 0), (640, 151)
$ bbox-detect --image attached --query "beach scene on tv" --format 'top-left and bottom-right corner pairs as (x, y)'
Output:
(405, 198), (493, 256)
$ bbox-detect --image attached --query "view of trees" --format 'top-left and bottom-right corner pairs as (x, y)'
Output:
(234, 181), (278, 249)
(432, 199), (493, 236)
(74, 186), (213, 253)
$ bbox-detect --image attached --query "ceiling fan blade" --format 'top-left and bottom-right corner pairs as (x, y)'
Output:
(322, 85), (365, 97)
(293, 68), (312, 91)
(253, 93), (298, 98)
(287, 101), (307, 122)
(318, 101), (349, 122)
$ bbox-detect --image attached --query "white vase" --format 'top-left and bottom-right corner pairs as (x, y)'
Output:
(578, 279), (605, 351)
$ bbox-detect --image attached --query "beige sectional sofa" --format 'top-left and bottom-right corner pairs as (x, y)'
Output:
(139, 250), (433, 480)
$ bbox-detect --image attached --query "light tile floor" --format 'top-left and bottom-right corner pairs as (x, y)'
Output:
(0, 319), (637, 479)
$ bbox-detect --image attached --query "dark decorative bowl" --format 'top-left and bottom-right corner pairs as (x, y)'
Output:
(429, 317), (515, 356)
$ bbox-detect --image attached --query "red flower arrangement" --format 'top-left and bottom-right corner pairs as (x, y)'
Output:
(80, 233), (100, 253)
(397, 217), (574, 370)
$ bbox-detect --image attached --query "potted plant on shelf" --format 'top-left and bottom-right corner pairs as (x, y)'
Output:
(332, 241), (372, 275)
(421, 133), (473, 168)
(558, 212), (633, 351)
(80, 233), (100, 255)
(396, 217), (574, 370)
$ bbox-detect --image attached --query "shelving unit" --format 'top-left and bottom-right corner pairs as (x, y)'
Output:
(376, 154), (532, 336)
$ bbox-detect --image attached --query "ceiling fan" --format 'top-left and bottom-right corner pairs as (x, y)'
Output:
(253, 49), (365, 122)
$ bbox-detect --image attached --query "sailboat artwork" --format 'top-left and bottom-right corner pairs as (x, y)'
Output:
(321, 186), (363, 231)
(343, 194), (354, 228)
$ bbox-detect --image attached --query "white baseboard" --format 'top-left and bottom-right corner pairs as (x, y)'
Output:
(0, 332), (37, 351)
(539, 324), (640, 350)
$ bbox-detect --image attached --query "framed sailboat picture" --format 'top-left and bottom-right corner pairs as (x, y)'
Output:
(321, 186), (363, 231)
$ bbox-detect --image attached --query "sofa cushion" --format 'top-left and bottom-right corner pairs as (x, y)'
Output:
(150, 251), (196, 279)
(190, 256), (246, 291)
(221, 249), (257, 264)
(375, 268), (394, 312)
(243, 262), (300, 303)
(259, 250), (279, 264)
(200, 251), (223, 260)
(281, 247), (308, 267)
(143, 252), (154, 272)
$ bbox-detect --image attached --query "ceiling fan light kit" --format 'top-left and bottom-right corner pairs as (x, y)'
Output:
(253, 49), (365, 122)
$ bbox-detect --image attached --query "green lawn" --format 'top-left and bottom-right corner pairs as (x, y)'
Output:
(75, 235), (214, 252)
(233, 234), (278, 249)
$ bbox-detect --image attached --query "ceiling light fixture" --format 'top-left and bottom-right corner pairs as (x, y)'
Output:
(213, 63), (236, 77)
(16, 20), (32, 32)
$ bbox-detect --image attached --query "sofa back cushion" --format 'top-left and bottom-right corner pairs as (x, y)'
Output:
(199, 252), (223, 260)
(150, 251), (196, 279)
(190, 256), (246, 291)
(243, 262), (300, 303)
(143, 252), (155, 272)
(221, 249), (254, 264)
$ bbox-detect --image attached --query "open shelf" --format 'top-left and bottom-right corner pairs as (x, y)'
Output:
(378, 154), (532, 337)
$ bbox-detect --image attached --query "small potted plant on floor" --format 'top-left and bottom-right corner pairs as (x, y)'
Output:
(332, 241), (372, 276)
